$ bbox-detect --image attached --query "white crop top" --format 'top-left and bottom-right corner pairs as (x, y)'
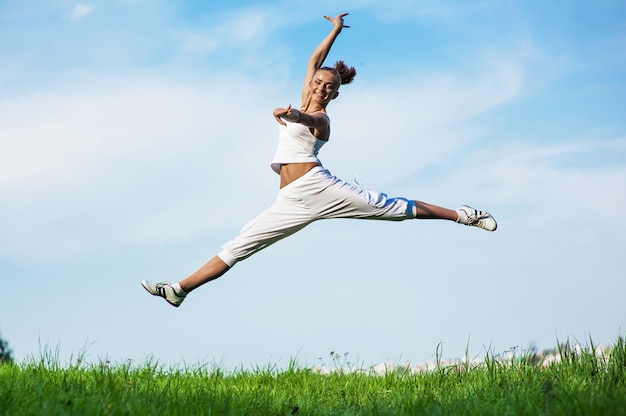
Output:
(270, 115), (329, 174)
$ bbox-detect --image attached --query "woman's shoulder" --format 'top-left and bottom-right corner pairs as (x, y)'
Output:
(300, 109), (330, 120)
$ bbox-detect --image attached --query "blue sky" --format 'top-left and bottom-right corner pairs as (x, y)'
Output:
(1, 0), (625, 369)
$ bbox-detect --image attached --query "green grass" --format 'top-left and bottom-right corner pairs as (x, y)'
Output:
(1, 337), (625, 415)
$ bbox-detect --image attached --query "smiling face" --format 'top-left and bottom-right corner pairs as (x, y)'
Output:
(309, 69), (341, 107)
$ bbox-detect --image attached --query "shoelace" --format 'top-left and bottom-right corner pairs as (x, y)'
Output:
(466, 210), (488, 226)
(154, 283), (169, 296)
(155, 282), (184, 299)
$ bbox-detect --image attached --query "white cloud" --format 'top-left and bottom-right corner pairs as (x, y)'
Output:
(0, 73), (279, 259)
(67, 3), (95, 22)
(489, 139), (626, 224)
(173, 6), (285, 58)
(323, 53), (525, 186)
(0, 76), (251, 186)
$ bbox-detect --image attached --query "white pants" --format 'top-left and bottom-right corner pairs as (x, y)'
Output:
(218, 166), (416, 267)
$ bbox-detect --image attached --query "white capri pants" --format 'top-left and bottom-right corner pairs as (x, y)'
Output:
(218, 166), (416, 267)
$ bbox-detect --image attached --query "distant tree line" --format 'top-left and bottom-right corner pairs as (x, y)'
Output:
(0, 332), (13, 363)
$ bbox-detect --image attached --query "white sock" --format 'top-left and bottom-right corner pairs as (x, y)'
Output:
(171, 283), (187, 296)
(456, 208), (468, 224)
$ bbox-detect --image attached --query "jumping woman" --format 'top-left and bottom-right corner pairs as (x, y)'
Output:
(142, 13), (497, 307)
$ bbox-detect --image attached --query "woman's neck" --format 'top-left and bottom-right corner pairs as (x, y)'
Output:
(301, 95), (327, 114)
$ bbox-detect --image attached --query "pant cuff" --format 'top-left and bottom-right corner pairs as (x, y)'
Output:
(217, 249), (238, 268)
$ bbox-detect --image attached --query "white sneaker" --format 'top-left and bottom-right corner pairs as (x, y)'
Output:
(141, 280), (186, 307)
(457, 206), (497, 231)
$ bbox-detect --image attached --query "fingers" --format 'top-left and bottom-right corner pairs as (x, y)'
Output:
(324, 13), (350, 27)
(273, 104), (292, 125)
(274, 116), (286, 126)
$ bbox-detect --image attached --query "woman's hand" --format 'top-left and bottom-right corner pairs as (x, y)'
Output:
(273, 104), (300, 125)
(323, 13), (350, 31)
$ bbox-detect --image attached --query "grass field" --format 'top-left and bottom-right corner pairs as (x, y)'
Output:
(1, 337), (624, 415)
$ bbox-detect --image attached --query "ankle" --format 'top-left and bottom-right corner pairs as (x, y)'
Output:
(456, 208), (468, 224)
(172, 282), (187, 296)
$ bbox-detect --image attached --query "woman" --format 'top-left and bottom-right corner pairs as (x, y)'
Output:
(142, 13), (497, 307)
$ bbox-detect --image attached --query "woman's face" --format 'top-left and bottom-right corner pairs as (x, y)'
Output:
(309, 70), (340, 106)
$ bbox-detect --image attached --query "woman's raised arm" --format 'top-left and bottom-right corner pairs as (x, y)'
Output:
(301, 13), (349, 106)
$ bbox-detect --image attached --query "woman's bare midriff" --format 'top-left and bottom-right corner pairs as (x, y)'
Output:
(279, 162), (321, 188)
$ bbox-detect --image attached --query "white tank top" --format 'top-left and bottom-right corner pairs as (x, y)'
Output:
(270, 115), (328, 174)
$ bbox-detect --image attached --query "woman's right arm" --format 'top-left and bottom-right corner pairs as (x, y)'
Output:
(301, 13), (349, 106)
(273, 104), (328, 132)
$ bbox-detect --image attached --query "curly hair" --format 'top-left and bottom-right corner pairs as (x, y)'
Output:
(320, 60), (357, 85)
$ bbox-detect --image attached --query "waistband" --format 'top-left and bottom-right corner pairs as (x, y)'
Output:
(279, 165), (329, 191)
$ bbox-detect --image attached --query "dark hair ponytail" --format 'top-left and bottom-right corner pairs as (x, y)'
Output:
(334, 60), (356, 85)
(320, 60), (357, 85)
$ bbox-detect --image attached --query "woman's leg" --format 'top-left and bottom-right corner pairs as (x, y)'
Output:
(413, 200), (497, 231)
(175, 200), (311, 294)
(142, 184), (315, 306)
(179, 255), (230, 293)
(413, 200), (458, 221)
(309, 172), (460, 222)
(307, 172), (496, 230)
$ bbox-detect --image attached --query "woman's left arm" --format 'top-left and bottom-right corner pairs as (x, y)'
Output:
(301, 14), (349, 106)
